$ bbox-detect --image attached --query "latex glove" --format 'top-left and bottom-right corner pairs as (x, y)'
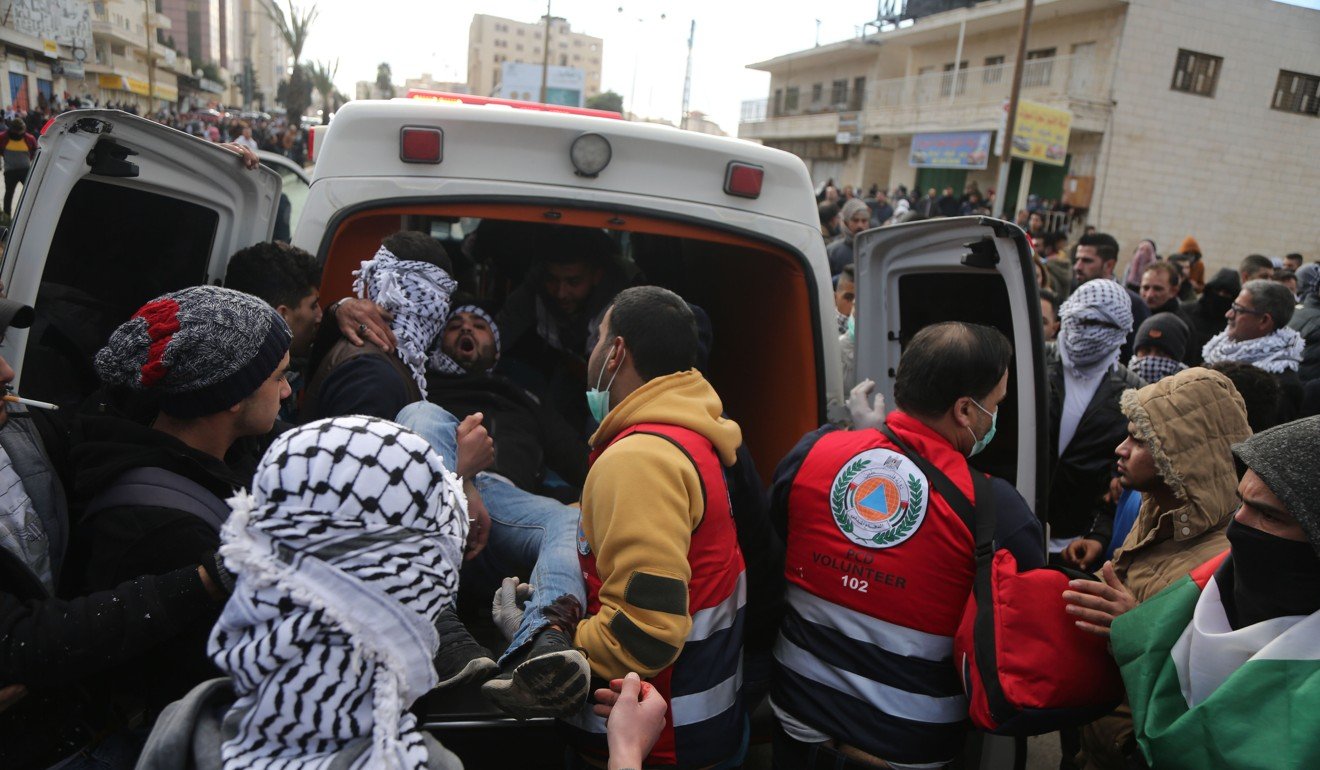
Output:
(492, 576), (533, 642)
(846, 378), (886, 429)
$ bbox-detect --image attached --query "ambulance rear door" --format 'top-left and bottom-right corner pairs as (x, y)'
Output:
(853, 215), (1046, 510)
(0, 109), (282, 407)
(853, 215), (1046, 769)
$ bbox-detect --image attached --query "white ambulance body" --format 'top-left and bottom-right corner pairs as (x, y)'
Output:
(4, 101), (844, 482)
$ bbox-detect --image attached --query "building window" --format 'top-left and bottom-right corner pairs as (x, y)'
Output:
(785, 86), (799, 111)
(1271, 70), (1318, 116)
(811, 82), (823, 104)
(516, 44), (523, 51)
(830, 79), (847, 105)
(517, 28), (524, 36)
(941, 61), (968, 96)
(773, 88), (783, 117)
(984, 55), (1005, 84)
(851, 76), (866, 110)
(1024, 48), (1056, 88)
(1171, 49), (1222, 97)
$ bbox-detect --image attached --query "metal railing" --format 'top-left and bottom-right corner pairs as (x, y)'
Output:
(740, 55), (1101, 124)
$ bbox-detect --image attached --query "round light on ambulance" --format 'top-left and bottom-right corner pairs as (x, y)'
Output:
(570, 132), (612, 178)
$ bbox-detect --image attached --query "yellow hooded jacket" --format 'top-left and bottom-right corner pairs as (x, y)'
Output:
(575, 369), (743, 680)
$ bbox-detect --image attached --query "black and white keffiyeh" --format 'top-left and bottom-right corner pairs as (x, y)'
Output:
(1059, 279), (1134, 379)
(429, 304), (501, 377)
(1128, 354), (1187, 384)
(1202, 327), (1305, 374)
(353, 246), (458, 398)
(210, 416), (468, 770)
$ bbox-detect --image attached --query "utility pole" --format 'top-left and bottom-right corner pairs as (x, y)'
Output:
(680, 19), (694, 130)
(539, 0), (552, 103)
(143, 0), (156, 112)
(993, 0), (1034, 219)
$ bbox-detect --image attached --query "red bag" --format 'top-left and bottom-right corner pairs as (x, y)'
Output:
(881, 427), (1124, 736)
(954, 547), (1124, 735)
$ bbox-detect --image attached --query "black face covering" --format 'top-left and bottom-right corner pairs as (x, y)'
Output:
(1221, 519), (1320, 629)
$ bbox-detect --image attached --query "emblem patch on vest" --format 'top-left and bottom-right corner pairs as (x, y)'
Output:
(829, 448), (928, 549)
(577, 521), (592, 556)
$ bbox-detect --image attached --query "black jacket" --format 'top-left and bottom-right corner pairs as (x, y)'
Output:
(1288, 295), (1320, 381)
(1177, 269), (1239, 366)
(1045, 345), (1145, 543)
(67, 416), (243, 722)
(0, 411), (220, 768)
(426, 371), (589, 495)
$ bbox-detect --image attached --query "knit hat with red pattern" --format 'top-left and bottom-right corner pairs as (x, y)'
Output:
(95, 286), (291, 418)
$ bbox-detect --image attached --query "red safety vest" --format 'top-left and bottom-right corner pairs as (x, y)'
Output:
(772, 412), (975, 766)
(565, 422), (746, 769)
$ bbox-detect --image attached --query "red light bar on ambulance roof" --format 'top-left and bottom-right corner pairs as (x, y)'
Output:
(405, 89), (624, 120)
(724, 162), (764, 199)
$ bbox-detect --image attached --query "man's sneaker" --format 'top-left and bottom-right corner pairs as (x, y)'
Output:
(481, 626), (590, 718)
(432, 608), (498, 689)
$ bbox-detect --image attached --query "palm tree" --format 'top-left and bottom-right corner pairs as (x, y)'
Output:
(269, 1), (319, 122)
(308, 58), (339, 124)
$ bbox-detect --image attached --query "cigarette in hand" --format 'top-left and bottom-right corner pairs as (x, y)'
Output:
(3, 394), (59, 410)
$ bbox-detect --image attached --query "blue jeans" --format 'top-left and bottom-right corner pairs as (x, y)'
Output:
(396, 402), (586, 662)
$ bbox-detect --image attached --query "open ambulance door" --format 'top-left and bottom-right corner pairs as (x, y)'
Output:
(0, 110), (282, 409)
(854, 215), (1048, 769)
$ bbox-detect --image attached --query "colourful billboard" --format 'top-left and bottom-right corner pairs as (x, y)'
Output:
(1011, 101), (1072, 166)
(909, 131), (992, 169)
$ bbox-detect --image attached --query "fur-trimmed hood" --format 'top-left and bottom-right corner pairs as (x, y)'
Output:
(1112, 367), (1252, 600)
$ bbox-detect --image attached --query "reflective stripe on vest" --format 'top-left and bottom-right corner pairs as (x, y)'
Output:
(784, 583), (951, 661)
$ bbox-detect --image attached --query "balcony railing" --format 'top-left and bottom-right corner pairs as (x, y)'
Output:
(741, 55), (1102, 125)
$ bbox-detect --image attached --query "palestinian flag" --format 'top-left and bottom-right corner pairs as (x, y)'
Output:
(1111, 552), (1320, 769)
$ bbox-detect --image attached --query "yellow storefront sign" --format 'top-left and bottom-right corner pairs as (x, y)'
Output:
(97, 73), (128, 91)
(125, 78), (152, 97)
(1011, 100), (1072, 167)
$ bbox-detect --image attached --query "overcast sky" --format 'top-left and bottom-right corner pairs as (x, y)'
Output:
(300, 0), (881, 132)
(301, 0), (1320, 133)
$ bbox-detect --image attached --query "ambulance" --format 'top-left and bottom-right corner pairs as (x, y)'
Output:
(1, 95), (1044, 769)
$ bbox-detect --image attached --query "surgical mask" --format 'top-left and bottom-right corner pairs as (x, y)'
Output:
(966, 398), (997, 457)
(846, 314), (856, 341)
(586, 347), (624, 424)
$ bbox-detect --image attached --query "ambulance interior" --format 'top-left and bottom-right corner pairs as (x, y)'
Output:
(316, 203), (827, 487)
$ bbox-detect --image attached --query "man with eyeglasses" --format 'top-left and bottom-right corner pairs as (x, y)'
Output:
(1202, 279), (1305, 421)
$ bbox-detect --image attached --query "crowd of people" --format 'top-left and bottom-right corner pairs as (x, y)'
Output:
(0, 93), (309, 218)
(0, 137), (1316, 770)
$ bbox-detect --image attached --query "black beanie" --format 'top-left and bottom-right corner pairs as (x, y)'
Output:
(1134, 313), (1190, 361)
(95, 286), (292, 418)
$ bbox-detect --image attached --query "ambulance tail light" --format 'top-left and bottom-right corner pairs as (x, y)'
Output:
(724, 162), (764, 199)
(307, 124), (328, 163)
(399, 126), (443, 164)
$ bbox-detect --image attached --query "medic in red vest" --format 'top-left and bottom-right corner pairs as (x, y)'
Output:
(561, 287), (747, 769)
(768, 322), (1045, 769)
